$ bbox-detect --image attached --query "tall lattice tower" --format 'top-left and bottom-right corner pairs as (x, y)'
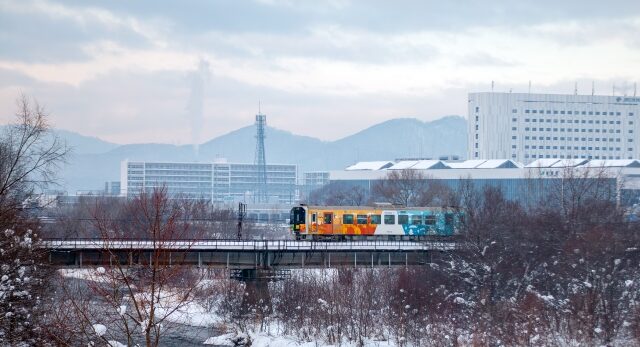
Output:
(254, 112), (268, 203)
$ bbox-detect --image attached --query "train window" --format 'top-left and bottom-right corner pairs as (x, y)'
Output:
(357, 215), (368, 224)
(312, 213), (317, 223)
(411, 215), (422, 225)
(384, 215), (395, 224)
(290, 207), (305, 224)
(370, 214), (381, 224)
(343, 214), (354, 224)
(445, 213), (454, 225)
(398, 215), (409, 224)
(425, 215), (436, 225)
(323, 213), (333, 224)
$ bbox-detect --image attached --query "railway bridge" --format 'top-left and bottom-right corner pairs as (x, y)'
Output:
(43, 239), (458, 270)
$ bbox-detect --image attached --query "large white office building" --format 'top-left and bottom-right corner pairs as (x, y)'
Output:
(468, 92), (640, 164)
(121, 160), (297, 203)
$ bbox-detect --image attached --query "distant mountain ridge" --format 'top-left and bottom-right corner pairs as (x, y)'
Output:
(55, 116), (468, 192)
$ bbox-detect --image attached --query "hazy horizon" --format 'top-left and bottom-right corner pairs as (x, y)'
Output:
(2, 0), (640, 144)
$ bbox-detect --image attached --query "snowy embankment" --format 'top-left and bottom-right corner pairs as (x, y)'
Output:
(204, 332), (398, 347)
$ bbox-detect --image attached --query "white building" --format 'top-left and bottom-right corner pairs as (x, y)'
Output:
(121, 160), (297, 203)
(468, 92), (640, 164)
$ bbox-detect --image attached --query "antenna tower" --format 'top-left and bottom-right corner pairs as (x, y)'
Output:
(254, 110), (268, 203)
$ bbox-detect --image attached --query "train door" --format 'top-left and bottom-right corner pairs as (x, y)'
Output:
(322, 212), (334, 235)
(311, 211), (318, 233)
(381, 211), (398, 236)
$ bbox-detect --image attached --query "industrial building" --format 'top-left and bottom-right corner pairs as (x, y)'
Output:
(315, 159), (640, 207)
(468, 92), (640, 164)
(121, 160), (297, 203)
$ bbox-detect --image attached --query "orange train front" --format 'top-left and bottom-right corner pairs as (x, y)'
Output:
(289, 205), (461, 240)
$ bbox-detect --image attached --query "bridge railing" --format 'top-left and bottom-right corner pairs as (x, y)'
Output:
(41, 238), (458, 251)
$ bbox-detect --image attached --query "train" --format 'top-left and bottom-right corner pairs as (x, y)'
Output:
(289, 205), (462, 241)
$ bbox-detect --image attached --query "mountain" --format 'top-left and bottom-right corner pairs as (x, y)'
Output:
(54, 130), (118, 154)
(54, 116), (468, 192)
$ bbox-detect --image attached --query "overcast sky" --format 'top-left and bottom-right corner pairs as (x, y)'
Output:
(1, 0), (640, 144)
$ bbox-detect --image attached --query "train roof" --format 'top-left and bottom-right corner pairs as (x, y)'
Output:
(297, 205), (458, 211)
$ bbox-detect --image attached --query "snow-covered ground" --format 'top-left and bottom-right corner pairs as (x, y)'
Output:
(204, 332), (398, 347)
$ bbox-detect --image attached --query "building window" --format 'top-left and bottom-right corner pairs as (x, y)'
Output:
(512, 127), (517, 131)
(475, 106), (479, 112)
(512, 118), (517, 122)
(512, 136), (517, 139)
(512, 109), (517, 113)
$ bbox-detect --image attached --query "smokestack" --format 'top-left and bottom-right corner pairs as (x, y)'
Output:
(187, 59), (210, 159)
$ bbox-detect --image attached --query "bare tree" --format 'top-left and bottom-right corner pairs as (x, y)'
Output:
(54, 188), (207, 346)
(0, 95), (68, 345)
(372, 169), (426, 207)
(307, 182), (369, 206)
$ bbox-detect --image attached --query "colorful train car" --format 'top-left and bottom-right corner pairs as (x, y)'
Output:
(289, 205), (462, 240)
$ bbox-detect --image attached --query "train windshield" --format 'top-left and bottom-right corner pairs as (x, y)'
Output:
(290, 207), (306, 225)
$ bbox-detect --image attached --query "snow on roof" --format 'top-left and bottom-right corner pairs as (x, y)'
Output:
(412, 160), (449, 170)
(578, 159), (640, 168)
(345, 161), (394, 171)
(550, 159), (589, 168)
(387, 160), (419, 170)
(525, 159), (560, 168)
(475, 159), (522, 169)
(445, 160), (487, 169)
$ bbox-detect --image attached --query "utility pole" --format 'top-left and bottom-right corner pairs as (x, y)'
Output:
(237, 202), (247, 240)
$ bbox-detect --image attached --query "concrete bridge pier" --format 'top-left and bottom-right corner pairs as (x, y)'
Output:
(231, 268), (291, 319)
